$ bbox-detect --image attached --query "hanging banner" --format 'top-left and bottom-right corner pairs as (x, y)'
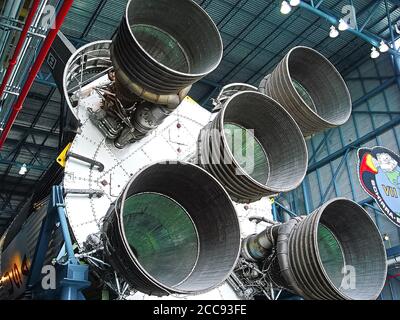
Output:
(357, 146), (400, 228)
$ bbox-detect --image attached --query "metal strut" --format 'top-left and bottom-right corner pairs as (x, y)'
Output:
(26, 186), (90, 300)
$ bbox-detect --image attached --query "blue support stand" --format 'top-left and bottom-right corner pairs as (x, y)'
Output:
(26, 186), (90, 300)
(58, 264), (90, 300)
(271, 202), (278, 222)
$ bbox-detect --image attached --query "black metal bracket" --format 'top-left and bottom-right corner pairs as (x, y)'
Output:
(67, 152), (105, 172)
(64, 189), (104, 199)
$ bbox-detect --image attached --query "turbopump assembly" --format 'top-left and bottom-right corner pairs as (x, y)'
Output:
(65, 0), (223, 148)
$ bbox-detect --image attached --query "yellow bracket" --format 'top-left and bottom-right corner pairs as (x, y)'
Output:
(184, 95), (197, 105)
(57, 143), (72, 168)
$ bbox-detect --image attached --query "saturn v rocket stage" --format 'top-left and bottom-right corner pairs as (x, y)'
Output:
(0, 0), (387, 300)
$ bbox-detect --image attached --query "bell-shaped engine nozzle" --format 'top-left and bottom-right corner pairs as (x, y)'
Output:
(244, 198), (387, 300)
(111, 0), (223, 101)
(102, 162), (241, 296)
(259, 46), (352, 136)
(198, 91), (308, 203)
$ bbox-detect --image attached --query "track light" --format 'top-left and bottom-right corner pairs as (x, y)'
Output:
(379, 40), (389, 53)
(371, 47), (380, 59)
(289, 0), (301, 6)
(338, 18), (349, 31)
(280, 1), (292, 14)
(329, 25), (339, 38)
(383, 234), (390, 241)
(19, 163), (28, 175)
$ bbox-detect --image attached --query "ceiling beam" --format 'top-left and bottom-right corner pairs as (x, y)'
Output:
(81, 0), (108, 38)
(0, 159), (49, 171)
(0, 214), (13, 220)
(299, 1), (400, 56)
(307, 117), (400, 173)
(0, 182), (37, 197)
(2, 138), (58, 153)
(9, 123), (59, 136)
(0, 187), (34, 197)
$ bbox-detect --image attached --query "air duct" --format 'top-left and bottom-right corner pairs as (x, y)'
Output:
(259, 46), (352, 137)
(102, 162), (241, 296)
(197, 91), (308, 203)
(243, 198), (387, 300)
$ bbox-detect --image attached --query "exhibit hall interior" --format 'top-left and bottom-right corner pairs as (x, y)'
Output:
(0, 0), (399, 302)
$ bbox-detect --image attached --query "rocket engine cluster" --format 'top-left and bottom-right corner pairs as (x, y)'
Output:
(0, 0), (387, 300)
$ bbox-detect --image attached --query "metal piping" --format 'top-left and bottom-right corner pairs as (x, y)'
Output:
(0, 0), (49, 122)
(0, 0), (41, 103)
(0, 0), (23, 70)
(0, 0), (74, 149)
(5, 0), (49, 93)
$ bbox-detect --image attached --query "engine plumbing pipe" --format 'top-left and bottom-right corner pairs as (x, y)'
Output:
(0, 0), (74, 149)
(0, 0), (41, 101)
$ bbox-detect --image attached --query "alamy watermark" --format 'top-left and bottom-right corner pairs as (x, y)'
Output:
(40, 5), (57, 30)
(41, 265), (57, 290)
(161, 127), (258, 176)
(341, 5), (357, 29)
(340, 265), (357, 291)
(199, 127), (256, 176)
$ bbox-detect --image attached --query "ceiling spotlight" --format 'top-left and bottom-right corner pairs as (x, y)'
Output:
(338, 19), (349, 31)
(280, 1), (292, 15)
(289, 0), (301, 6)
(383, 234), (390, 241)
(370, 47), (380, 59)
(19, 163), (28, 175)
(329, 26), (339, 38)
(379, 40), (389, 53)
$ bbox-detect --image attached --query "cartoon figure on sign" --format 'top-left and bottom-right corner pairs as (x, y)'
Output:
(358, 147), (400, 228)
(372, 153), (400, 186)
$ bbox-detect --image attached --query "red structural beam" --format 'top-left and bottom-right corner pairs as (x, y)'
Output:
(0, 0), (74, 149)
(387, 273), (400, 280)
